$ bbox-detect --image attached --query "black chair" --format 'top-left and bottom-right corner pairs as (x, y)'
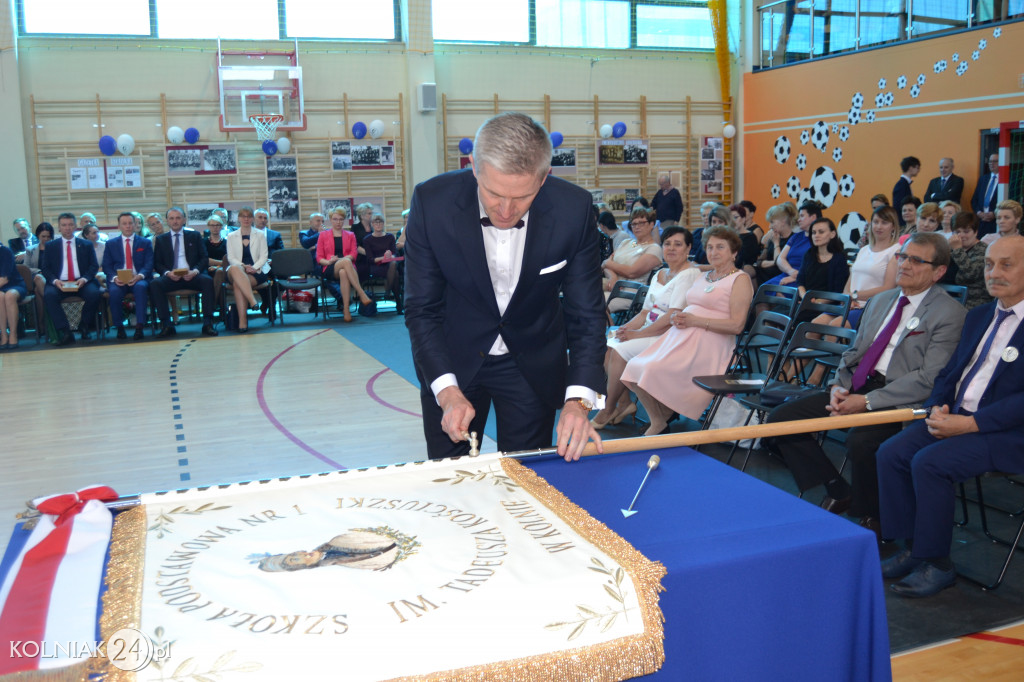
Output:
(741, 284), (799, 371)
(606, 280), (646, 326)
(938, 283), (968, 306)
(782, 291), (852, 378)
(957, 473), (1024, 590)
(15, 264), (42, 344)
(719, 321), (856, 472)
(692, 310), (792, 430)
(270, 248), (325, 323)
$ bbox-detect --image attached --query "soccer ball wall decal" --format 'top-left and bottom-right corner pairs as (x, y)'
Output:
(811, 121), (829, 151)
(773, 136), (791, 164)
(796, 153), (807, 170)
(786, 176), (801, 198)
(807, 166), (839, 208)
(839, 174), (856, 197)
(771, 184), (781, 199)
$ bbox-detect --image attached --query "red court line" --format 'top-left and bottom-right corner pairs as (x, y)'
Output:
(366, 368), (422, 418)
(964, 632), (1024, 647)
(256, 329), (345, 470)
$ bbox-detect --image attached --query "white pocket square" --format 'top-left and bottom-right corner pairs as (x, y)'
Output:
(539, 260), (567, 275)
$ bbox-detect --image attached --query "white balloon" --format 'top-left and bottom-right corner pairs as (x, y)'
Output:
(166, 126), (185, 144)
(368, 119), (385, 139)
(723, 123), (737, 139)
(276, 137), (291, 154)
(116, 133), (135, 156)
(599, 124), (613, 139)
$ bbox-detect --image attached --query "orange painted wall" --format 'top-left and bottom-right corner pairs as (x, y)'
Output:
(742, 22), (1024, 241)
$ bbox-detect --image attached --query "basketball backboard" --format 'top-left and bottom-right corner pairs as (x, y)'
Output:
(217, 39), (306, 133)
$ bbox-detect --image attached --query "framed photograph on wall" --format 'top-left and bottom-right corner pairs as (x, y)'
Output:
(597, 139), (649, 167)
(266, 155), (299, 222)
(67, 156), (144, 192)
(550, 147), (577, 175)
(166, 144), (237, 177)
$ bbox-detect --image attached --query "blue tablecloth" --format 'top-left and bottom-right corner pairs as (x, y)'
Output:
(528, 447), (892, 682)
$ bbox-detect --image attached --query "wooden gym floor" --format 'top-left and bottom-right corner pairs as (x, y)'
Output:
(1, 321), (1021, 678)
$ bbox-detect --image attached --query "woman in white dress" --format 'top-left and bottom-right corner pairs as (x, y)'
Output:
(591, 227), (701, 429)
(603, 206), (663, 312)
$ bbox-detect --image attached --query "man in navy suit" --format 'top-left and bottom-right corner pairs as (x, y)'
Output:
(878, 235), (1024, 597)
(405, 112), (606, 461)
(923, 157), (964, 204)
(255, 208), (285, 253)
(103, 212), (153, 340)
(971, 153), (1000, 237)
(892, 156), (920, 227)
(149, 207), (218, 337)
(42, 212), (102, 346)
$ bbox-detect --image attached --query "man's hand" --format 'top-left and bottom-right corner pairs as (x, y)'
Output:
(826, 386), (868, 415)
(183, 268), (198, 281)
(556, 400), (603, 462)
(166, 271), (182, 282)
(112, 276), (124, 287)
(925, 404), (979, 439)
(437, 386), (475, 444)
(75, 277), (87, 288)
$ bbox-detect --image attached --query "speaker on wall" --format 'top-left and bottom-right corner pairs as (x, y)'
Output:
(418, 83), (437, 112)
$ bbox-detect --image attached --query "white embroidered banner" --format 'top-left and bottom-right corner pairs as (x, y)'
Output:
(108, 455), (664, 681)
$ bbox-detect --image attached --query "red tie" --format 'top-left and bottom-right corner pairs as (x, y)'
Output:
(66, 239), (75, 281)
(125, 237), (133, 270)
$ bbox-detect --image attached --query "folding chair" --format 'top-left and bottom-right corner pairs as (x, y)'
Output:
(718, 322), (856, 471)
(742, 284), (799, 371)
(606, 280), (645, 326)
(938, 283), (968, 306)
(958, 473), (1024, 590)
(15, 264), (42, 344)
(270, 248), (325, 323)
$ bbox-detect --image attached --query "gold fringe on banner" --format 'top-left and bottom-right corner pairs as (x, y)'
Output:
(96, 506), (148, 682)
(707, 0), (731, 105)
(391, 460), (667, 682)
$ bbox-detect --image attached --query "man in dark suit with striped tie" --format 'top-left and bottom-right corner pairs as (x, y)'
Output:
(878, 235), (1024, 597)
(971, 153), (1000, 237)
(42, 212), (102, 346)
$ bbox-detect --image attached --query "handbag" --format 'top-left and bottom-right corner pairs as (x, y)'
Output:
(225, 304), (239, 331)
(358, 298), (378, 317)
(757, 379), (822, 408)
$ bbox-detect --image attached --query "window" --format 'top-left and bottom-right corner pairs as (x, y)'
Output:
(285, 0), (398, 40)
(432, 0), (531, 43)
(19, 0), (400, 40)
(433, 0), (712, 50)
(21, 0), (150, 36)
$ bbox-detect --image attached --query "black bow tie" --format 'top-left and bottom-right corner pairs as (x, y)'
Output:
(480, 217), (525, 229)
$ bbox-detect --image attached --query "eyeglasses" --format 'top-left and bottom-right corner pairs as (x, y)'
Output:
(630, 220), (649, 228)
(896, 253), (936, 266)
(372, 219), (385, 224)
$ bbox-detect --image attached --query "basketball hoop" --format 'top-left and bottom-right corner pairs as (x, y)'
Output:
(249, 114), (285, 141)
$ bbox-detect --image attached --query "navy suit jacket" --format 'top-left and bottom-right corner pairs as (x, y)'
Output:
(42, 237), (98, 284)
(264, 228), (284, 253)
(926, 302), (1024, 435)
(892, 177), (913, 224)
(299, 229), (320, 250)
(153, 229), (209, 275)
(404, 168), (606, 410)
(102, 235), (154, 282)
(971, 172), (999, 235)
(924, 173), (964, 203)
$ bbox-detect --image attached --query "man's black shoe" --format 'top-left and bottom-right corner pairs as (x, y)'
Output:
(156, 325), (177, 338)
(201, 323), (219, 337)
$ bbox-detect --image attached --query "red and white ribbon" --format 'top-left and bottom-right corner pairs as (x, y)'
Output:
(0, 485), (116, 674)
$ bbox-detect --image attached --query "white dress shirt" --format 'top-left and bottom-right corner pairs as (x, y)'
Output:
(956, 299), (1024, 412)
(59, 238), (82, 282)
(871, 288), (930, 376)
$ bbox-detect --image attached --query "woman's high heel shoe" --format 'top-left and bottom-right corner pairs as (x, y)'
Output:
(610, 402), (637, 425)
(589, 409), (615, 430)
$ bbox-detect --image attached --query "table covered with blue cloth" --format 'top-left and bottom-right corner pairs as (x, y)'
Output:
(527, 446), (892, 682)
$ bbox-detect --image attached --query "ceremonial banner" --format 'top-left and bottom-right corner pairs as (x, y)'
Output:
(103, 455), (666, 681)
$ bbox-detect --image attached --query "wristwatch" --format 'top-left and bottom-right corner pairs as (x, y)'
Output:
(864, 395), (872, 411)
(851, 290), (859, 301)
(565, 397), (595, 412)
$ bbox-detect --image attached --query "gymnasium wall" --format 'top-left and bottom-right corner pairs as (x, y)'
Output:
(6, 29), (730, 241)
(742, 21), (1024, 242)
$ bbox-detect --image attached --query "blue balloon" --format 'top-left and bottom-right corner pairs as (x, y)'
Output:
(612, 122), (627, 138)
(98, 135), (116, 156)
(352, 122), (367, 139)
(262, 140), (278, 156)
(550, 131), (563, 148)
(184, 127), (200, 144)
(458, 137), (473, 155)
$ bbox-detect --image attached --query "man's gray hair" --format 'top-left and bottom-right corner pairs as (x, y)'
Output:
(905, 231), (950, 268)
(473, 112), (552, 177)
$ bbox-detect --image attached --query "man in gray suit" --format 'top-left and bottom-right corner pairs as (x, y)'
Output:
(767, 232), (966, 532)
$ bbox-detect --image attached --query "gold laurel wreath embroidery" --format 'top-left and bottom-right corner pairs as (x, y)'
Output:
(544, 557), (633, 641)
(147, 503), (232, 539)
(432, 467), (519, 492)
(351, 524), (422, 564)
(146, 625), (262, 680)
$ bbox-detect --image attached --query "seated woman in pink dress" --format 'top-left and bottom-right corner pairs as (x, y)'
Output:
(621, 226), (755, 435)
(316, 206), (374, 322)
(591, 226), (702, 428)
